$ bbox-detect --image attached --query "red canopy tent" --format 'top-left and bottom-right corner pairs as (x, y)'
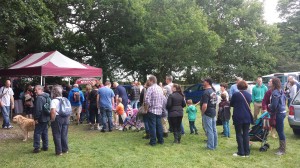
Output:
(0, 51), (102, 85)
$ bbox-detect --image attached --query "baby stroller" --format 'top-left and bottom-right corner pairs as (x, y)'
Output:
(249, 111), (271, 152)
(122, 106), (142, 131)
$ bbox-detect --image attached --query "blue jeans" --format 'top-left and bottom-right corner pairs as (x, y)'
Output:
(1, 106), (10, 127)
(130, 99), (139, 109)
(33, 122), (48, 149)
(100, 107), (113, 131)
(143, 114), (149, 134)
(51, 116), (69, 154)
(234, 123), (250, 156)
(222, 120), (230, 137)
(203, 115), (218, 150)
(181, 123), (185, 134)
(147, 112), (164, 145)
(189, 121), (198, 133)
(276, 112), (286, 140)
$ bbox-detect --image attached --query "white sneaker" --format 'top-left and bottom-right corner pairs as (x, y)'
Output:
(233, 153), (245, 157)
(118, 127), (123, 131)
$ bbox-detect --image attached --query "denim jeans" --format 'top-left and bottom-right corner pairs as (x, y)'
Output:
(189, 121), (198, 133)
(33, 122), (48, 149)
(276, 112), (286, 140)
(181, 123), (185, 134)
(143, 114), (149, 134)
(100, 107), (113, 131)
(234, 123), (250, 156)
(147, 112), (164, 145)
(203, 115), (218, 150)
(51, 116), (69, 154)
(222, 120), (230, 137)
(130, 99), (139, 109)
(1, 106), (10, 127)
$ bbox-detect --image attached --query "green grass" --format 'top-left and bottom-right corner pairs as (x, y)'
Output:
(0, 112), (299, 168)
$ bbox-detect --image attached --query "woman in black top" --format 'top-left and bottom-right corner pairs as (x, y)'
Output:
(89, 84), (100, 130)
(167, 84), (186, 143)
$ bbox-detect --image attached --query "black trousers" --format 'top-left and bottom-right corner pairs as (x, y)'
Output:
(234, 123), (250, 156)
(169, 116), (183, 133)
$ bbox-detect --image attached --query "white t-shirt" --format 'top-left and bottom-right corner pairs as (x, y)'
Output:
(50, 97), (62, 115)
(0, 87), (14, 106)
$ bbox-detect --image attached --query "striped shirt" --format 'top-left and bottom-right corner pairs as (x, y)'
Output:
(145, 84), (164, 115)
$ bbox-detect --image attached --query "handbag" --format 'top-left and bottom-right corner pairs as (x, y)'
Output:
(0, 87), (6, 107)
(239, 91), (254, 124)
(138, 88), (149, 115)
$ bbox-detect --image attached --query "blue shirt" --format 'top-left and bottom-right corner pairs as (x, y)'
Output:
(229, 84), (239, 98)
(68, 88), (85, 107)
(98, 87), (115, 109)
(115, 85), (128, 101)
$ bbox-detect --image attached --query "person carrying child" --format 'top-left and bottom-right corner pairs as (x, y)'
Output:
(219, 93), (231, 138)
(115, 97), (127, 130)
(186, 99), (198, 135)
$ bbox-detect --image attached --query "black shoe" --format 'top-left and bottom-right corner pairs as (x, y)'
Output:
(108, 129), (112, 132)
(163, 133), (168, 138)
(101, 129), (106, 133)
(42, 147), (48, 151)
(33, 148), (40, 153)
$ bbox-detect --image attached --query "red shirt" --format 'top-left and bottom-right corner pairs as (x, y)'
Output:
(262, 89), (272, 112)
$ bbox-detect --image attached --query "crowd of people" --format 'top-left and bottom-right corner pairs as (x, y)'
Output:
(1, 74), (295, 156)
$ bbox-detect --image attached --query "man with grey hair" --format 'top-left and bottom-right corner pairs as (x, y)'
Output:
(229, 77), (243, 99)
(164, 75), (173, 98)
(33, 85), (51, 153)
(68, 84), (85, 125)
(145, 75), (165, 146)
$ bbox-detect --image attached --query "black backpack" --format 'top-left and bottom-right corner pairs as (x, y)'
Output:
(42, 95), (51, 115)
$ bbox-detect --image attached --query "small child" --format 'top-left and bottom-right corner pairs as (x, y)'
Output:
(186, 99), (198, 135)
(218, 93), (231, 137)
(116, 98), (127, 130)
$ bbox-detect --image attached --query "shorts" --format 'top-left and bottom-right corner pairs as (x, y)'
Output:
(72, 106), (82, 118)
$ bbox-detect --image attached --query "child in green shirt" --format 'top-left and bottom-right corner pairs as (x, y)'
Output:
(186, 99), (198, 135)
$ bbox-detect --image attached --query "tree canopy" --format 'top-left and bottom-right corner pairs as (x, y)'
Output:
(0, 0), (297, 83)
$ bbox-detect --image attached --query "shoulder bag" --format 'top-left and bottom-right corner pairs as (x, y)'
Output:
(239, 91), (254, 124)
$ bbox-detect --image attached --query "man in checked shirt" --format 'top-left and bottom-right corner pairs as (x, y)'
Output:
(145, 75), (165, 146)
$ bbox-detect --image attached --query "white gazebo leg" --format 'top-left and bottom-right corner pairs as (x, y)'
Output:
(40, 76), (43, 86)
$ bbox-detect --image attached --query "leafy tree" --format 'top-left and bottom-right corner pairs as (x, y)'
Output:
(275, 0), (300, 72)
(197, 0), (279, 82)
(0, 0), (56, 67)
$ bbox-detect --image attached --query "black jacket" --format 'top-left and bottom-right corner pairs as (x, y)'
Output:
(167, 92), (186, 117)
(34, 93), (50, 123)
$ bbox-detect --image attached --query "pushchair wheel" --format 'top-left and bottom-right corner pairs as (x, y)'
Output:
(129, 126), (132, 130)
(259, 146), (267, 152)
(123, 127), (127, 131)
(264, 143), (270, 149)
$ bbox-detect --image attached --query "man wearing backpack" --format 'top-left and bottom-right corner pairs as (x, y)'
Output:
(33, 85), (50, 153)
(68, 84), (85, 125)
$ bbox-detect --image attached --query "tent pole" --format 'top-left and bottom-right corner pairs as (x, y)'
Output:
(68, 77), (71, 86)
(40, 76), (43, 86)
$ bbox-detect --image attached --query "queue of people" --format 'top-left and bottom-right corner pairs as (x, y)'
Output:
(0, 75), (289, 157)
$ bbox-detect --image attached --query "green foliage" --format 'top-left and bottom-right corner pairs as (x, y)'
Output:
(275, 0), (300, 72)
(0, 0), (56, 67)
(197, 0), (279, 82)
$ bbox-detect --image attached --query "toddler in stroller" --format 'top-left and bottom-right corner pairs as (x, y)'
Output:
(122, 105), (141, 131)
(249, 111), (271, 152)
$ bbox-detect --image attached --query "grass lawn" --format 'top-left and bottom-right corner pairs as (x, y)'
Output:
(0, 110), (299, 168)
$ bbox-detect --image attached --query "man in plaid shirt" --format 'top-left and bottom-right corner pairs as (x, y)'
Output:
(145, 75), (164, 146)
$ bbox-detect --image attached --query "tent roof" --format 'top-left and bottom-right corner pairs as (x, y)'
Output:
(0, 51), (102, 77)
